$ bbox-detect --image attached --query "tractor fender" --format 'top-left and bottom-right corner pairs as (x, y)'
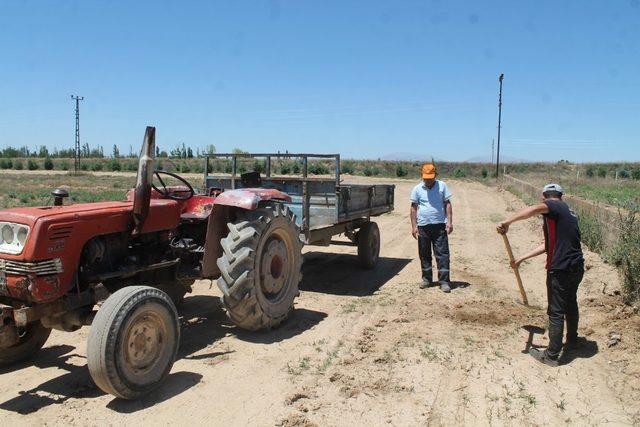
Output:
(213, 188), (291, 211)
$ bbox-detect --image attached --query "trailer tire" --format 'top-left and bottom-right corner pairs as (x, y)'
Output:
(0, 322), (51, 366)
(217, 203), (303, 331)
(87, 286), (179, 399)
(357, 221), (380, 269)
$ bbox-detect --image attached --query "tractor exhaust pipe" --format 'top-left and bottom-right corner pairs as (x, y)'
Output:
(132, 126), (156, 235)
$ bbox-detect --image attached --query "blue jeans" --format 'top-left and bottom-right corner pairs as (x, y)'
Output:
(418, 223), (450, 284)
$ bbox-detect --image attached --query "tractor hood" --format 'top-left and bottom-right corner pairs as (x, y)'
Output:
(0, 201), (135, 227)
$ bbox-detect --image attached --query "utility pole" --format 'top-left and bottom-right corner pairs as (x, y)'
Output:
(71, 95), (84, 172)
(491, 139), (495, 165)
(495, 74), (504, 178)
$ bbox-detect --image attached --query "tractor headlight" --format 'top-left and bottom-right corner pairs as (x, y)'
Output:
(17, 227), (28, 245)
(1, 225), (13, 244)
(0, 222), (30, 255)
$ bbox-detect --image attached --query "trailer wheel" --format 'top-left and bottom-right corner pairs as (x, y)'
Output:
(0, 322), (51, 366)
(357, 221), (380, 269)
(217, 203), (303, 331)
(87, 286), (179, 399)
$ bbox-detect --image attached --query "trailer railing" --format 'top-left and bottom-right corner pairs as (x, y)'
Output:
(202, 153), (341, 240)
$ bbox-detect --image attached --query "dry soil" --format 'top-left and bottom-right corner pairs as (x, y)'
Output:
(1, 178), (639, 426)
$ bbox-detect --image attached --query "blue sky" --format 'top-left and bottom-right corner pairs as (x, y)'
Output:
(0, 1), (639, 162)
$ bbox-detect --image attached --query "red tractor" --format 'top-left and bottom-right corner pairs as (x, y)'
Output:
(0, 126), (394, 399)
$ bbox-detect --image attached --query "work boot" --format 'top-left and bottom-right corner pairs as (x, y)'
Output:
(419, 279), (433, 289)
(529, 348), (559, 367)
(439, 282), (451, 293)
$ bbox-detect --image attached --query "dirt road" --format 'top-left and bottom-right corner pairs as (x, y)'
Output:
(1, 179), (638, 426)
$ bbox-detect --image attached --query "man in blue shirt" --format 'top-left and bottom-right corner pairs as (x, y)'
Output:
(410, 163), (454, 292)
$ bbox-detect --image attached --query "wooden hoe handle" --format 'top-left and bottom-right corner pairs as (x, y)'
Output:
(501, 234), (529, 306)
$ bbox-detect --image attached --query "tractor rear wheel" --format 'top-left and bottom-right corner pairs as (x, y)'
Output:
(87, 286), (180, 399)
(217, 203), (303, 331)
(357, 221), (380, 269)
(0, 321), (51, 366)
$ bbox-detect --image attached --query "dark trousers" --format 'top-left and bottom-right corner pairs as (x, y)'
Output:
(546, 266), (584, 358)
(418, 224), (450, 284)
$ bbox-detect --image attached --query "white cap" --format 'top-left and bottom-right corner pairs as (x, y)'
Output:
(543, 183), (564, 195)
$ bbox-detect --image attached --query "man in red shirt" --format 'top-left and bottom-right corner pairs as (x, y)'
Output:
(497, 184), (584, 366)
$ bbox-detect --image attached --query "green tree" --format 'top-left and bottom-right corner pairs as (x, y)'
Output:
(44, 157), (54, 170)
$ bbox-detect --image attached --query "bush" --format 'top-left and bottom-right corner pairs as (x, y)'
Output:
(453, 168), (466, 178)
(363, 165), (373, 176)
(396, 163), (408, 177)
(586, 166), (595, 178)
(125, 161), (138, 171)
(279, 163), (291, 175)
(597, 166), (607, 178)
(180, 163), (191, 173)
(44, 157), (54, 170)
(308, 162), (329, 175)
(481, 168), (488, 178)
(578, 211), (603, 253)
(610, 209), (640, 305)
(252, 160), (264, 174)
(193, 163), (204, 173)
(292, 162), (300, 174)
(632, 168), (640, 180)
(27, 159), (39, 170)
(60, 161), (69, 171)
(91, 161), (103, 171)
(341, 161), (355, 175)
(618, 169), (630, 179)
(0, 159), (12, 169)
(80, 163), (89, 171)
(107, 159), (121, 171)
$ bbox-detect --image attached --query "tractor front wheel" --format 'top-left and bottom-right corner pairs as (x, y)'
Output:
(87, 286), (180, 399)
(0, 321), (51, 366)
(217, 203), (303, 331)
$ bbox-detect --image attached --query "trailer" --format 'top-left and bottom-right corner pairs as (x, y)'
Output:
(203, 153), (395, 268)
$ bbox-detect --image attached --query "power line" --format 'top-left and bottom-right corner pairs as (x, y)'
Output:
(495, 74), (504, 178)
(71, 95), (84, 172)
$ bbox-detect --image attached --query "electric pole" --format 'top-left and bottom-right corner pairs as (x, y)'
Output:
(491, 139), (495, 165)
(71, 95), (84, 172)
(495, 74), (504, 178)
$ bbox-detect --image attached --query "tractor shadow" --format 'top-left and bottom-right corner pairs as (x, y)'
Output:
(300, 252), (412, 296)
(0, 346), (102, 415)
(179, 294), (327, 347)
(0, 343), (202, 415)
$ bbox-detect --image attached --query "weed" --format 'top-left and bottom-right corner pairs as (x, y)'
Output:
(316, 341), (343, 373)
(420, 342), (438, 361)
(556, 399), (566, 412)
(287, 357), (311, 375)
(609, 208), (640, 304)
(313, 339), (327, 353)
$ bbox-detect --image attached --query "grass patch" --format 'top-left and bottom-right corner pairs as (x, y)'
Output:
(0, 172), (135, 208)
(287, 357), (311, 375)
(609, 209), (640, 305)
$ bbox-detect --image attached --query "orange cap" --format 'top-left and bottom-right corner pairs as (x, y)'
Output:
(421, 163), (436, 179)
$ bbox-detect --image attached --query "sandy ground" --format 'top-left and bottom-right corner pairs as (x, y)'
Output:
(1, 178), (639, 426)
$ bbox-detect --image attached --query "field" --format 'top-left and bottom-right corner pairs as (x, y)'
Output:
(0, 174), (639, 425)
(505, 171), (640, 209)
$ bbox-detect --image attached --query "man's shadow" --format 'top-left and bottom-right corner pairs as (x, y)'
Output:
(521, 325), (599, 363)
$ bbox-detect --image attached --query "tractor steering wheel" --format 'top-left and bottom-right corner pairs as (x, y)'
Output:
(152, 170), (195, 201)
